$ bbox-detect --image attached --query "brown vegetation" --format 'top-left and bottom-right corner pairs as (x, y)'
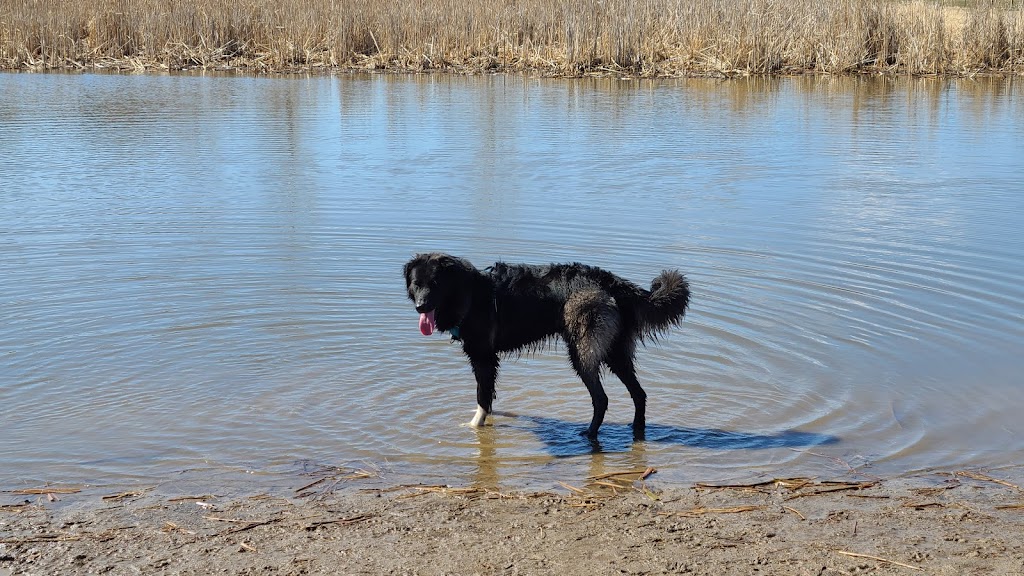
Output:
(1, 0), (1022, 76)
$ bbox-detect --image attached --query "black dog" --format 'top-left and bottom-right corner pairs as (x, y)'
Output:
(403, 253), (690, 440)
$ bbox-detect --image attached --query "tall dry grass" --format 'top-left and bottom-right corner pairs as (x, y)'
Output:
(1, 0), (1021, 75)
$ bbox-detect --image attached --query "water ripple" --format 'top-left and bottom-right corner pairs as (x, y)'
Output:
(1, 72), (1023, 491)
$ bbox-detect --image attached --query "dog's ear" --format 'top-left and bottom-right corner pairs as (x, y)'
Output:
(434, 254), (472, 274)
(433, 254), (454, 270)
(403, 253), (424, 283)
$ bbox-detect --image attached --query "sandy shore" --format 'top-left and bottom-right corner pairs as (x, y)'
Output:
(3, 470), (1024, 575)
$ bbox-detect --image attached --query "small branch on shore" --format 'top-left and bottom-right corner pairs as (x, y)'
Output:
(834, 550), (923, 571)
(661, 505), (767, 518)
(954, 470), (1024, 492)
(304, 513), (375, 530)
(6, 487), (82, 495)
(167, 495), (217, 502)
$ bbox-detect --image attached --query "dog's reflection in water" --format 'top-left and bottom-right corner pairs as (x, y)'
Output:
(467, 413), (838, 491)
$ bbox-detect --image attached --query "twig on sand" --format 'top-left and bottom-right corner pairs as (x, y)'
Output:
(695, 478), (876, 499)
(835, 550), (922, 571)
(782, 505), (806, 520)
(167, 495), (217, 502)
(912, 475), (961, 496)
(305, 513), (374, 530)
(662, 505), (767, 518)
(203, 515), (283, 534)
(389, 485), (491, 500)
(8, 487), (82, 495)
(784, 481), (878, 500)
(587, 467), (657, 481)
(295, 477), (327, 493)
(955, 471), (1023, 492)
(204, 516), (257, 523)
(579, 468), (660, 500)
(102, 489), (150, 501)
(557, 481), (587, 494)
(588, 480), (624, 491)
(224, 518), (282, 535)
(901, 500), (944, 509)
(695, 477), (814, 492)
(0, 533), (82, 544)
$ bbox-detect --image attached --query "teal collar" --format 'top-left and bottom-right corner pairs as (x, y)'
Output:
(450, 325), (461, 340)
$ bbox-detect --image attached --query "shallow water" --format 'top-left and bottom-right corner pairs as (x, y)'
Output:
(1, 72), (1022, 493)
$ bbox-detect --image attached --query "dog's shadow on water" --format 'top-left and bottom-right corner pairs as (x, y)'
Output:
(500, 414), (838, 457)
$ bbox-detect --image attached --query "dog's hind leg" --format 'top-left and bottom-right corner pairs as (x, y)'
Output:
(564, 291), (619, 440)
(566, 340), (607, 440)
(467, 351), (499, 427)
(605, 340), (647, 440)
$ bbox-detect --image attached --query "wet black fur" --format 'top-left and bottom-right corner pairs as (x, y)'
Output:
(403, 253), (690, 440)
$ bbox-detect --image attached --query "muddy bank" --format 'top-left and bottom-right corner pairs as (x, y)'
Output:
(3, 470), (1023, 575)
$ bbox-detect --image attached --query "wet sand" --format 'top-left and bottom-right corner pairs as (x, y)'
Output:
(3, 470), (1023, 575)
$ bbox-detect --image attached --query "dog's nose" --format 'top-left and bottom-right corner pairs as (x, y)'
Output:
(414, 302), (430, 313)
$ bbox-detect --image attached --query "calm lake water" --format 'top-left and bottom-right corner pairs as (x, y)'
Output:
(1, 72), (1022, 495)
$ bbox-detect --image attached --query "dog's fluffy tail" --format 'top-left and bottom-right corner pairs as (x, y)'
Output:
(637, 270), (690, 340)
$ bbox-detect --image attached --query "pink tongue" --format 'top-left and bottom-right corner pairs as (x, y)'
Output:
(419, 310), (436, 336)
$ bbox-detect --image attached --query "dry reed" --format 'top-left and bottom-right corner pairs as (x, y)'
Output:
(1, 0), (1022, 75)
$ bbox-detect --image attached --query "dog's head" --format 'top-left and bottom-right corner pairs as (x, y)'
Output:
(403, 253), (474, 336)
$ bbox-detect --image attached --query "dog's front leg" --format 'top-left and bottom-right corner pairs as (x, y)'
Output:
(466, 351), (499, 427)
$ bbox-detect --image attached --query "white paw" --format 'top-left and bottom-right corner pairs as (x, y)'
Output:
(463, 405), (488, 428)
